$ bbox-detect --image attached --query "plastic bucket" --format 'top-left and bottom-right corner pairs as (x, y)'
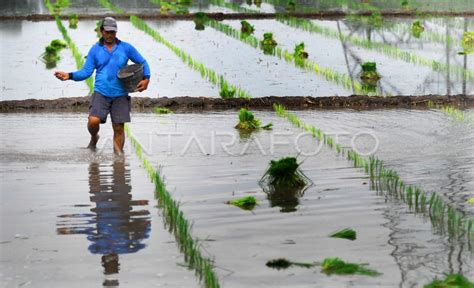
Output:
(117, 64), (144, 92)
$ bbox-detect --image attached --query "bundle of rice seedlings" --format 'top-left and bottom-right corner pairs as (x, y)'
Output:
(423, 273), (473, 288)
(226, 196), (258, 210)
(329, 228), (357, 240)
(154, 107), (172, 114)
(360, 62), (381, 85)
(411, 21), (425, 38)
(241, 20), (255, 35)
(68, 13), (78, 29)
(262, 157), (307, 188)
(235, 108), (272, 131)
(285, 0), (296, 11)
(294, 42), (308, 59)
(321, 257), (380, 276)
(194, 12), (207, 30)
(266, 258), (315, 270)
(261, 32), (277, 54)
(461, 32), (474, 55)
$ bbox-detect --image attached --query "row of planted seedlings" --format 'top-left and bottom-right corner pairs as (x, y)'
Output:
(96, 0), (249, 98)
(272, 103), (473, 248)
(150, 0), (192, 15)
(44, 0), (94, 94)
(208, 0), (473, 82)
(427, 100), (474, 125)
(124, 125), (220, 288)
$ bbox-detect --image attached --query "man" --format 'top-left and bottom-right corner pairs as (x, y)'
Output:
(54, 17), (150, 155)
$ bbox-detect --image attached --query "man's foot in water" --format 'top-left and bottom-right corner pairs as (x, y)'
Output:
(87, 135), (99, 149)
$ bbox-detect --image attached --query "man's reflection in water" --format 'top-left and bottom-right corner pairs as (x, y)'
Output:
(57, 160), (151, 287)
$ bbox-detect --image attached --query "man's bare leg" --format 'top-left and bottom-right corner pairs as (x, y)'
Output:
(112, 123), (125, 155)
(87, 116), (101, 149)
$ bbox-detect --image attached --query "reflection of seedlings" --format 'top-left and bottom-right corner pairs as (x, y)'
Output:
(411, 21), (424, 38)
(260, 32), (278, 55)
(259, 157), (311, 212)
(235, 108), (272, 132)
(424, 273), (474, 288)
(226, 196), (258, 210)
(321, 257), (380, 276)
(240, 20), (255, 36)
(329, 228), (357, 240)
(460, 32), (474, 55)
(194, 12), (207, 31)
(285, 0), (296, 11)
(266, 258), (315, 270)
(154, 107), (173, 114)
(68, 13), (78, 29)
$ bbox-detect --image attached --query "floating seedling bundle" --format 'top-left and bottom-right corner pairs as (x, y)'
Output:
(461, 32), (474, 55)
(321, 257), (380, 276)
(260, 33), (278, 55)
(193, 12), (208, 31)
(226, 196), (258, 210)
(294, 42), (308, 66)
(154, 107), (173, 114)
(411, 21), (425, 38)
(41, 39), (67, 69)
(329, 228), (357, 240)
(240, 20), (255, 36)
(424, 273), (474, 287)
(235, 108), (272, 131)
(259, 157), (311, 212)
(360, 62), (381, 93)
(68, 13), (78, 29)
(285, 0), (296, 11)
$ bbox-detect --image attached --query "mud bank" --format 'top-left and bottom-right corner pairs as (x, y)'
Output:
(1, 95), (473, 113)
(1, 11), (474, 21)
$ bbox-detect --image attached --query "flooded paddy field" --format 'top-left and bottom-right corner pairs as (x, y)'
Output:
(1, 0), (474, 287)
(1, 15), (472, 100)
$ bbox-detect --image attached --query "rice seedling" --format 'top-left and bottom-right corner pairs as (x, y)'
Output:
(285, 0), (296, 11)
(124, 124), (220, 288)
(154, 107), (173, 114)
(423, 273), (474, 288)
(226, 196), (258, 210)
(329, 228), (357, 240)
(460, 32), (474, 55)
(321, 257), (380, 276)
(240, 20), (255, 36)
(68, 13), (78, 29)
(468, 198), (474, 204)
(411, 20), (425, 38)
(266, 258), (316, 270)
(294, 42), (308, 60)
(260, 157), (308, 189)
(235, 108), (272, 131)
(260, 32), (278, 55)
(193, 12), (207, 30)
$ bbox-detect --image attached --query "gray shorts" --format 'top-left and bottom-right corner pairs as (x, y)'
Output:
(89, 92), (131, 124)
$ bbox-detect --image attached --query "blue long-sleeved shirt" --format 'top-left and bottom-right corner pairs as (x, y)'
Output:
(71, 38), (151, 97)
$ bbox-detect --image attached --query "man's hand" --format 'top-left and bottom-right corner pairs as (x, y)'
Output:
(136, 78), (149, 92)
(54, 71), (69, 81)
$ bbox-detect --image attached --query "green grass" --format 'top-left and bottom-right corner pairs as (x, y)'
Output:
(226, 196), (258, 210)
(329, 228), (357, 240)
(423, 273), (474, 288)
(321, 257), (380, 276)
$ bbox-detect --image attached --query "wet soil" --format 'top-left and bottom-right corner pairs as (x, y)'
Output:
(1, 11), (474, 21)
(1, 95), (473, 113)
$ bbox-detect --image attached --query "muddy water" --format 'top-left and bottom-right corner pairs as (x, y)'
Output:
(0, 114), (198, 287)
(128, 111), (473, 287)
